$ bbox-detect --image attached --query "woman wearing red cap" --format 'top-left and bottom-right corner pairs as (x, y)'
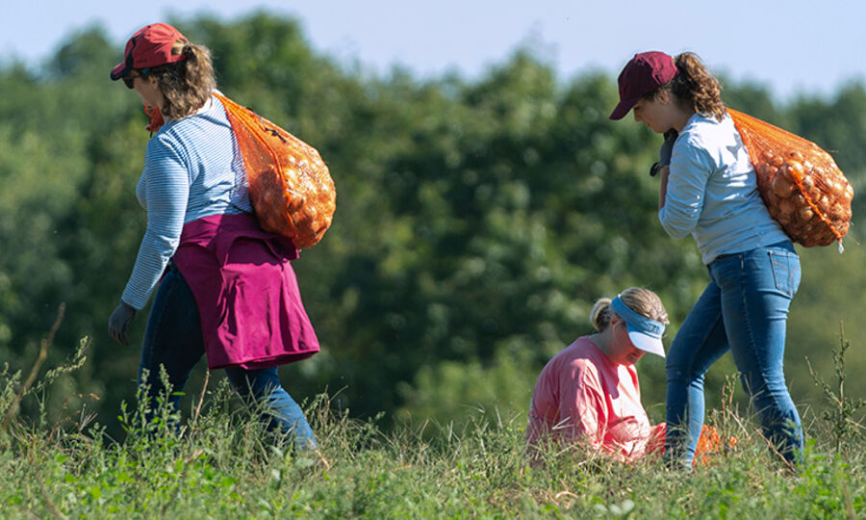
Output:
(526, 287), (668, 462)
(107, 23), (321, 451)
(610, 52), (803, 468)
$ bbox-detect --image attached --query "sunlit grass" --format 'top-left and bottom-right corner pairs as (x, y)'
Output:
(0, 330), (863, 518)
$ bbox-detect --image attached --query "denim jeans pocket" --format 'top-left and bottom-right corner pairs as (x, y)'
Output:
(768, 250), (801, 296)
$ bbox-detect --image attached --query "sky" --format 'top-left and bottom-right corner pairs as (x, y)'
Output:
(2, 0), (864, 103)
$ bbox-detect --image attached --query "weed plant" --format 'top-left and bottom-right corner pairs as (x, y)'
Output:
(807, 322), (866, 457)
(0, 329), (864, 518)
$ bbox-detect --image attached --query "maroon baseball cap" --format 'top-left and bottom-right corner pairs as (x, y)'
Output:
(110, 23), (189, 80)
(609, 51), (678, 120)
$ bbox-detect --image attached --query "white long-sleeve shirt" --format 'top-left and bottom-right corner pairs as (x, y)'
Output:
(659, 112), (789, 264)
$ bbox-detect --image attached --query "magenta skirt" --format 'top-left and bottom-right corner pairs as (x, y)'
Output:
(172, 213), (320, 370)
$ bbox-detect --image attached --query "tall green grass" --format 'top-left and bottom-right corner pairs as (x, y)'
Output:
(1, 332), (863, 519)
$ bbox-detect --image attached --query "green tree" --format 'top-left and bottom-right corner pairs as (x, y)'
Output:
(0, 13), (862, 439)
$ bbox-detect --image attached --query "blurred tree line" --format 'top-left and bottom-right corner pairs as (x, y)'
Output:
(1, 12), (864, 439)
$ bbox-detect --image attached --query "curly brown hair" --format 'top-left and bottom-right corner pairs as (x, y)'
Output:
(143, 41), (216, 120)
(644, 52), (725, 122)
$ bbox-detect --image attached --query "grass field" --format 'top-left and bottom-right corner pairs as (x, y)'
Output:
(1, 339), (863, 519)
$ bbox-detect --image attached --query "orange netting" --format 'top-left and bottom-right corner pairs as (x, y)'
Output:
(214, 93), (336, 249)
(144, 105), (165, 134)
(652, 424), (737, 466)
(692, 424), (737, 466)
(729, 108), (852, 249)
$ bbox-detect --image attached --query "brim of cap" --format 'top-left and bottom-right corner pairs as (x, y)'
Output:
(110, 61), (129, 81)
(627, 330), (665, 358)
(609, 96), (639, 120)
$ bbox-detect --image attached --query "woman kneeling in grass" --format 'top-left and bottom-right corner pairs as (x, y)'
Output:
(526, 287), (668, 462)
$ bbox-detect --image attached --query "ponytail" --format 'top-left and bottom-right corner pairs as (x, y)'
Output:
(669, 52), (725, 121)
(590, 298), (614, 332)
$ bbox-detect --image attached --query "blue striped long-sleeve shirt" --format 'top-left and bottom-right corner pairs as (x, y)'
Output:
(122, 95), (252, 310)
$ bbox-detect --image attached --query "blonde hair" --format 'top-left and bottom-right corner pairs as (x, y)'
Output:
(643, 52), (725, 122)
(589, 287), (669, 332)
(146, 41), (216, 119)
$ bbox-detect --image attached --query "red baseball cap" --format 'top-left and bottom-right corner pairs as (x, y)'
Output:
(110, 23), (189, 80)
(609, 51), (678, 120)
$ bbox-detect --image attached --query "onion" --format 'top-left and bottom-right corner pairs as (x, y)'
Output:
(786, 160), (805, 181)
(840, 220), (851, 233)
(818, 196), (832, 213)
(772, 175), (795, 198)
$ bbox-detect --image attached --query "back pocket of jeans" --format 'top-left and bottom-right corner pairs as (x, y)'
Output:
(768, 250), (801, 296)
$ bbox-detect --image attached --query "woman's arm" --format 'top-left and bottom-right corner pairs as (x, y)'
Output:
(658, 137), (713, 238)
(121, 137), (190, 310)
(658, 165), (670, 210)
(557, 367), (608, 450)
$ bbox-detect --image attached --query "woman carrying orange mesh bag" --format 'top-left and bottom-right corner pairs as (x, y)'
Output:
(106, 23), (321, 452)
(610, 51), (803, 469)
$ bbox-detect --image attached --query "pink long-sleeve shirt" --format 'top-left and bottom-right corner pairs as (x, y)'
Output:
(526, 336), (664, 461)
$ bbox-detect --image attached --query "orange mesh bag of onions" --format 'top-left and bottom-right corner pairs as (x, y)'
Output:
(651, 424), (737, 465)
(214, 92), (336, 249)
(692, 424), (737, 467)
(729, 109), (852, 251)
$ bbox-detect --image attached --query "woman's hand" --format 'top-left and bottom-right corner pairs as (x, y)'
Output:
(108, 301), (137, 346)
(655, 129), (677, 209)
(659, 129), (678, 168)
(650, 129), (678, 177)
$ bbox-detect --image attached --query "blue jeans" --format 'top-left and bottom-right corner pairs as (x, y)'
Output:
(664, 241), (803, 466)
(138, 264), (317, 450)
